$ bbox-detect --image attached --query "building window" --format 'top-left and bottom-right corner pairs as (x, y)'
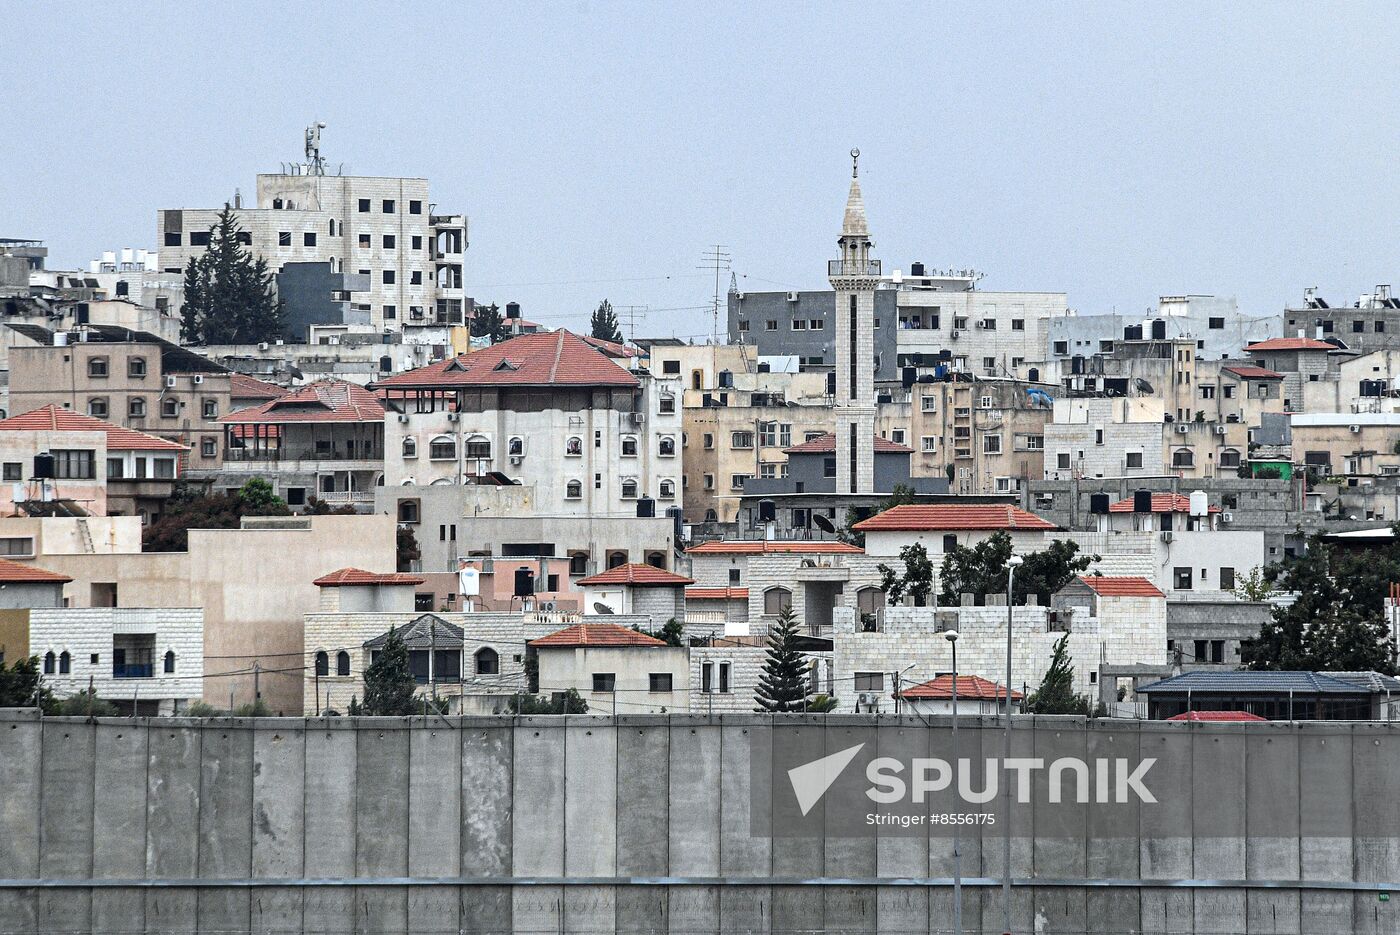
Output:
(854, 672), (884, 692)
(592, 673), (616, 693)
(921, 436), (937, 452)
(383, 270), (396, 284)
(410, 270), (422, 285)
(659, 479), (675, 499)
(565, 480), (582, 499)
(357, 198), (371, 213)
(402, 437), (417, 458)
(88, 398), (109, 418)
(659, 395), (676, 414)
(0, 463), (19, 482)
(336, 651), (350, 676)
(983, 433), (1002, 454)
(1057, 452), (1071, 470)
(278, 231), (291, 247)
(315, 651), (329, 676)
(730, 473), (750, 490)
(397, 498), (420, 524)
(202, 399), (218, 419)
(763, 587), (792, 615)
(765, 320), (778, 331)
(1174, 567), (1193, 590)
(88, 357), (109, 377)
(1220, 567), (1236, 591)
(1126, 451), (1143, 469)
(1219, 449), (1241, 469)
(358, 233), (371, 247)
(409, 200), (422, 214)
(703, 474), (714, 490)
(1172, 448), (1194, 469)
(53, 449), (96, 479)
(621, 479), (638, 498)
(508, 437), (525, 457)
(153, 458), (175, 480)
(160, 397), (179, 418)
(649, 673), (673, 693)
(59, 651), (70, 675)
(476, 648), (499, 675)
(921, 395), (937, 413)
(621, 436), (638, 457)
(823, 456), (837, 478)
(465, 436), (491, 459)
(382, 234), (396, 249)
(703, 433), (714, 449)
(163, 650), (175, 674)
(304, 232), (317, 247)
(382, 199), (396, 213)
(128, 357), (147, 378)
(658, 436), (676, 456)
(565, 436), (582, 456)
(429, 436), (456, 459)
(731, 431), (754, 449)
(43, 652), (55, 674)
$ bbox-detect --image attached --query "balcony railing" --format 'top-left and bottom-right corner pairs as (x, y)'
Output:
(113, 663), (153, 679)
(223, 447), (381, 463)
(828, 259), (882, 277)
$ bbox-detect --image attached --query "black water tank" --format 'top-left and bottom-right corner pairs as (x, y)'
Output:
(505, 302), (521, 319)
(1126, 325), (1143, 340)
(901, 367), (916, 389)
(32, 453), (55, 479)
(636, 497), (655, 518)
(1089, 493), (1111, 514)
(513, 568), (534, 597)
(758, 500), (776, 522)
(1133, 489), (1153, 513)
(911, 262), (926, 277)
(1151, 319), (1166, 340)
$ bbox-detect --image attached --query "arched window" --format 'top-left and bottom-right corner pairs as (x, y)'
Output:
(659, 479), (675, 499)
(43, 651), (55, 675)
(704, 509), (718, 523)
(857, 587), (885, 613)
(1219, 448), (1241, 469)
(691, 370), (703, 390)
(607, 551), (628, 569)
(658, 436), (675, 456)
(621, 436), (638, 457)
(314, 651), (329, 676)
(764, 587), (792, 616)
(565, 436), (582, 456)
(508, 437), (524, 456)
(475, 648), (499, 675)
(465, 435), (491, 459)
(429, 435), (456, 460)
(1172, 447), (1195, 469)
(621, 479), (638, 499)
(569, 552), (589, 575)
(565, 480), (582, 499)
(336, 651), (350, 676)
(163, 650), (176, 674)
(58, 651), (70, 675)
(402, 437), (417, 458)
(646, 552), (666, 569)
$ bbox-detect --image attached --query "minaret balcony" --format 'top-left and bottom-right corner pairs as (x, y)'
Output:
(828, 259), (881, 277)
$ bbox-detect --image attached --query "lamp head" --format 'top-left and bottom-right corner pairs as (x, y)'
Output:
(943, 629), (959, 643)
(1008, 554), (1024, 567)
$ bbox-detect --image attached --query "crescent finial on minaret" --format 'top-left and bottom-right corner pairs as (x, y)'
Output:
(851, 148), (860, 178)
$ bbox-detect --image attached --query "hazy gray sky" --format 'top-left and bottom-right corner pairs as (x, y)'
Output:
(5, 2), (1400, 338)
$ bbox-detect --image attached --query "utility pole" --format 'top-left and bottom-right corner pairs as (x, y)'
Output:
(253, 661), (261, 713)
(698, 246), (731, 345)
(429, 619), (438, 706)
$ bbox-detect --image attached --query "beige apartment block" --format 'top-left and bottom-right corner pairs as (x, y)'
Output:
(909, 377), (1053, 494)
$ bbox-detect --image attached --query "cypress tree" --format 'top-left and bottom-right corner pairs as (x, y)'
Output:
(180, 204), (283, 345)
(589, 299), (622, 343)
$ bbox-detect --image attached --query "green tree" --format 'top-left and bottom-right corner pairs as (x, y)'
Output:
(590, 299), (622, 343)
(1234, 565), (1273, 603)
(806, 693), (839, 713)
(877, 543), (935, 606)
(754, 606), (810, 712)
(938, 531), (1097, 606)
(840, 483), (917, 547)
(180, 205), (283, 345)
(508, 689), (588, 714)
(1245, 534), (1398, 673)
(648, 618), (685, 647)
(347, 695), (363, 716)
(470, 302), (506, 343)
(1024, 634), (1093, 715)
(44, 689), (119, 717)
(396, 525), (421, 573)
(0, 655), (48, 708)
(362, 627), (418, 715)
(142, 480), (290, 552)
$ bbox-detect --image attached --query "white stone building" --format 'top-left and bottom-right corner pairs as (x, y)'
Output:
(30, 606), (204, 715)
(853, 503), (1060, 559)
(530, 622), (690, 714)
(377, 330), (683, 517)
(576, 562), (691, 630)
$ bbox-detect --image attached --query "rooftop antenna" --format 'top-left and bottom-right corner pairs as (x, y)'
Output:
(699, 245), (731, 344)
(616, 305), (647, 344)
(305, 121), (327, 176)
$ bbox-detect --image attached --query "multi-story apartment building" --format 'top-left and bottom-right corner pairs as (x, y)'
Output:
(1290, 413), (1400, 478)
(1284, 285), (1400, 354)
(1043, 397), (1250, 481)
(156, 129), (466, 336)
(909, 376), (1054, 494)
(1047, 295), (1281, 368)
(7, 324), (233, 475)
(376, 330), (682, 517)
(1240, 336), (1353, 413)
(85, 248), (184, 321)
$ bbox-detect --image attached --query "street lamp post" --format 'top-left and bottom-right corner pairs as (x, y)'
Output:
(1002, 553), (1023, 935)
(944, 628), (962, 935)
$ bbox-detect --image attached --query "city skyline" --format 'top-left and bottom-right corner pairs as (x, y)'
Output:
(6, 1), (1400, 339)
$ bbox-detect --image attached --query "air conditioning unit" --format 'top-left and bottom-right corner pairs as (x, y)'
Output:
(858, 692), (880, 708)
(1214, 425), (1226, 435)
(1350, 424), (1362, 433)
(258, 342), (269, 351)
(630, 411), (646, 425)
(1221, 512), (1234, 523)
(787, 291), (799, 302)
(510, 456), (523, 465)
(1176, 424), (1190, 434)
(447, 412), (459, 422)
(164, 376), (177, 388)
(949, 330), (959, 340)
(1160, 531), (1173, 543)
(397, 413), (410, 423)
(538, 601), (555, 612)
(735, 292), (745, 300)
(974, 320), (985, 329)
(193, 374), (204, 385)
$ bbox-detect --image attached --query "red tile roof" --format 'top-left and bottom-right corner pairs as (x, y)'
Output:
(582, 335), (641, 358)
(375, 331), (638, 390)
(529, 623), (667, 648)
(0, 405), (186, 451)
(1075, 575), (1165, 598)
(313, 567), (427, 587)
(220, 380), (385, 424)
(576, 563), (695, 587)
(0, 557), (71, 583)
(852, 504), (1057, 532)
(783, 433), (914, 455)
(686, 540), (865, 555)
(1107, 493), (1220, 514)
(1244, 337), (1335, 352)
(1166, 710), (1267, 722)
(685, 586), (749, 600)
(898, 675), (1023, 701)
(1222, 365), (1284, 380)
(229, 372), (287, 400)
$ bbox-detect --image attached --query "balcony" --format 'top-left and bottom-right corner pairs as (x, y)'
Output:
(828, 259), (882, 278)
(113, 663), (153, 679)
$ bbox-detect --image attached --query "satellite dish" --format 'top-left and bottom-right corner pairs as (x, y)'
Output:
(1135, 378), (1154, 394)
(813, 514), (836, 533)
(592, 602), (614, 615)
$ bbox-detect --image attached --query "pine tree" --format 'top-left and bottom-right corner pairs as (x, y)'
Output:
(179, 205), (283, 345)
(1024, 634), (1091, 715)
(362, 627), (418, 715)
(590, 299), (622, 343)
(754, 605), (810, 712)
(471, 302), (506, 343)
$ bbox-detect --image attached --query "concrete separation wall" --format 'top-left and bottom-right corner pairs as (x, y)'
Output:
(2, 708), (1400, 934)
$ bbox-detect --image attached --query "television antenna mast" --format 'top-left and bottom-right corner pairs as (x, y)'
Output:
(699, 245), (731, 344)
(305, 121), (327, 176)
(616, 305), (648, 344)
